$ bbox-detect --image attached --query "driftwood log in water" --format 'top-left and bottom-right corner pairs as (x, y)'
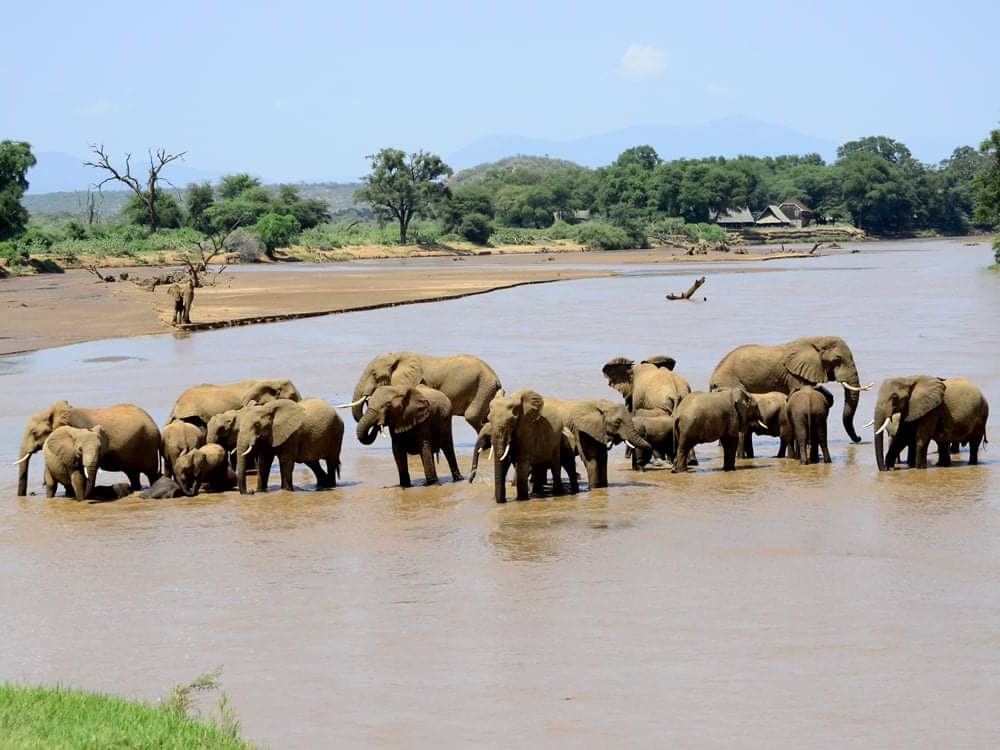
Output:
(666, 276), (706, 301)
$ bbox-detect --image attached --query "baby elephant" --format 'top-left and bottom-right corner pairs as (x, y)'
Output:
(173, 444), (237, 496)
(672, 387), (757, 473)
(355, 384), (462, 487)
(42, 425), (108, 500)
(630, 408), (675, 470)
(786, 385), (834, 464)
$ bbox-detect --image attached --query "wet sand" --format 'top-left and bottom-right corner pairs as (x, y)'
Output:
(0, 245), (817, 355)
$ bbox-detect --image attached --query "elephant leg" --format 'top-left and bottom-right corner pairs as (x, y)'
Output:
(950, 441), (961, 454)
(391, 440), (412, 488)
(257, 452), (274, 491)
(548, 457), (565, 495)
(440, 435), (463, 482)
(125, 470), (142, 492)
(721, 436), (738, 471)
(819, 426), (832, 463)
(419, 440), (439, 485)
(277, 453), (296, 491)
(740, 427), (754, 459)
(530, 465), (548, 495)
(515, 459), (531, 500)
(936, 440), (952, 468)
(914, 436), (930, 469)
(306, 460), (329, 487)
(70, 471), (87, 501)
(969, 434), (982, 465)
(561, 447), (579, 494)
(594, 448), (609, 488)
(44, 469), (57, 498)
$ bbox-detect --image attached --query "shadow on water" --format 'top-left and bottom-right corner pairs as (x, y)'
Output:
(1, 240), (999, 748)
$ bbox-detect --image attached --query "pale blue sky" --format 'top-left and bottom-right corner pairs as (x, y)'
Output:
(3, 0), (998, 182)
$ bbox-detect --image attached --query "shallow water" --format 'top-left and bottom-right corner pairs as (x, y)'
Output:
(1, 239), (999, 748)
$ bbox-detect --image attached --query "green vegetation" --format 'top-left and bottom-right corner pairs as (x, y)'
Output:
(972, 128), (1000, 264)
(355, 148), (451, 243)
(0, 672), (253, 749)
(0, 140), (36, 241)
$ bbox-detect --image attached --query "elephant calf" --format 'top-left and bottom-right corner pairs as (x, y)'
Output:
(42, 425), (108, 500)
(161, 420), (206, 479)
(786, 386), (834, 464)
(174, 444), (237, 496)
(672, 387), (757, 473)
(630, 408), (675, 470)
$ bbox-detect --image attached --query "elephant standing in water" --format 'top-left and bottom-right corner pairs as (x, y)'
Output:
(551, 398), (651, 489)
(161, 420), (205, 479)
(355, 385), (463, 488)
(872, 376), (989, 470)
(344, 352), (502, 433)
(42, 425), (108, 500)
(168, 378), (301, 429)
(173, 444), (236, 496)
(602, 355), (692, 414)
(709, 336), (871, 445)
(672, 387), (758, 473)
(17, 400), (161, 495)
(786, 386), (834, 464)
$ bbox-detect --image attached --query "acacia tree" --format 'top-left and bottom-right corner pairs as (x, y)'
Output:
(355, 148), (452, 243)
(85, 145), (185, 232)
(0, 140), (37, 241)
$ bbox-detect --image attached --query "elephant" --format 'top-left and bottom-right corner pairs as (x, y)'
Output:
(236, 398), (345, 493)
(744, 392), (791, 459)
(786, 386), (834, 464)
(872, 376), (989, 471)
(629, 408), (675, 470)
(550, 397), (651, 489)
(16, 400), (161, 496)
(173, 444), (236, 496)
(160, 420), (206, 479)
(602, 355), (692, 414)
(167, 280), (194, 325)
(355, 385), (463, 488)
(141, 476), (186, 499)
(672, 387), (758, 473)
(475, 389), (578, 503)
(709, 335), (871, 445)
(344, 352), (502, 433)
(168, 378), (301, 429)
(41, 425), (108, 500)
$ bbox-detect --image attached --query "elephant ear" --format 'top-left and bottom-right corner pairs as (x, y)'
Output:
(50, 400), (72, 428)
(641, 355), (676, 371)
(271, 402), (305, 446)
(396, 388), (432, 433)
(90, 425), (108, 450)
(519, 390), (545, 421)
(390, 356), (424, 388)
(906, 378), (946, 421)
(573, 403), (608, 442)
(782, 343), (826, 384)
(602, 357), (634, 391)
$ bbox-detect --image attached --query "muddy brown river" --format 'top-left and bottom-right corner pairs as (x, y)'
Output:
(1, 239), (998, 748)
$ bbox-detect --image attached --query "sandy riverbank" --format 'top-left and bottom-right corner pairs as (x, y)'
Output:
(0, 244), (824, 356)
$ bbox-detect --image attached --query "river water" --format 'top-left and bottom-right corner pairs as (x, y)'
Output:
(1, 239), (998, 748)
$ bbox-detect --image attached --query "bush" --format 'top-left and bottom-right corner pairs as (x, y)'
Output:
(225, 229), (265, 262)
(576, 222), (634, 250)
(456, 213), (492, 244)
(681, 222), (727, 244)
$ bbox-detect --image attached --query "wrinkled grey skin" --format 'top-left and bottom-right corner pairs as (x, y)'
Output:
(90, 482), (134, 501)
(602, 355), (692, 414)
(160, 420), (206, 479)
(550, 398), (651, 489)
(173, 444), (236, 496)
(168, 378), (301, 429)
(141, 476), (186, 499)
(873, 376), (989, 471)
(42, 425), (108, 500)
(356, 385), (463, 488)
(349, 352), (502, 433)
(709, 335), (865, 444)
(672, 387), (758, 473)
(477, 389), (578, 503)
(786, 385), (834, 464)
(18, 400), (160, 496)
(236, 398), (344, 493)
(629, 408), (675, 470)
(744, 392), (791, 459)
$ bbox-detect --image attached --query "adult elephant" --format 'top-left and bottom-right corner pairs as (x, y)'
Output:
(709, 336), (870, 444)
(872, 376), (989, 470)
(550, 398), (651, 489)
(355, 385), (463, 487)
(167, 378), (301, 428)
(602, 355), (692, 414)
(236, 398), (344, 493)
(16, 400), (161, 495)
(474, 389), (578, 503)
(672, 387), (758, 473)
(42, 425), (108, 500)
(344, 352), (501, 433)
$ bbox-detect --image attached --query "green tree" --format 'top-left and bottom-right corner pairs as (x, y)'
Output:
(185, 182), (215, 233)
(836, 151), (917, 234)
(355, 148), (452, 244)
(254, 212), (301, 260)
(123, 191), (183, 228)
(972, 128), (1000, 262)
(272, 185), (330, 229)
(441, 186), (494, 242)
(0, 140), (37, 241)
(218, 173), (263, 200)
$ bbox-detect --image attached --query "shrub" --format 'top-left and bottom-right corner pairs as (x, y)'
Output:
(225, 229), (265, 262)
(456, 213), (492, 244)
(576, 222), (634, 250)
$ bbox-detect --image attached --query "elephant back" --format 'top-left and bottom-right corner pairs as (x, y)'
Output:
(67, 404), (160, 475)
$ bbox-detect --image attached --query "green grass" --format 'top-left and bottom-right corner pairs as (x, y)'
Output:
(0, 679), (254, 750)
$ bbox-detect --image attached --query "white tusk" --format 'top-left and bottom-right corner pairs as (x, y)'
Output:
(499, 444), (510, 462)
(874, 417), (891, 436)
(862, 418), (875, 428)
(606, 440), (614, 451)
(625, 440), (636, 450)
(488, 446), (494, 461)
(335, 396), (368, 409)
(757, 420), (769, 430)
(242, 445), (254, 456)
(841, 381), (874, 392)
(13, 453), (31, 465)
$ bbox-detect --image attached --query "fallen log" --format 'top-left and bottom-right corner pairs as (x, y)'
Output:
(666, 276), (706, 300)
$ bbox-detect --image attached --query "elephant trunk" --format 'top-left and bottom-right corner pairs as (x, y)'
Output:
(16, 433), (37, 496)
(351, 381), (371, 424)
(836, 364), (863, 443)
(182, 479), (201, 497)
(621, 425), (651, 452)
(83, 459), (99, 499)
(356, 410), (381, 445)
(493, 444), (508, 504)
(236, 451), (249, 495)
(873, 405), (890, 471)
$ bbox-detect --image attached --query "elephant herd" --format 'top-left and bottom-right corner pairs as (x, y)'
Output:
(13, 337), (991, 504)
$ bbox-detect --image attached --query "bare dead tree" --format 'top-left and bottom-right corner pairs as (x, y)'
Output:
(666, 276), (706, 301)
(85, 145), (186, 231)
